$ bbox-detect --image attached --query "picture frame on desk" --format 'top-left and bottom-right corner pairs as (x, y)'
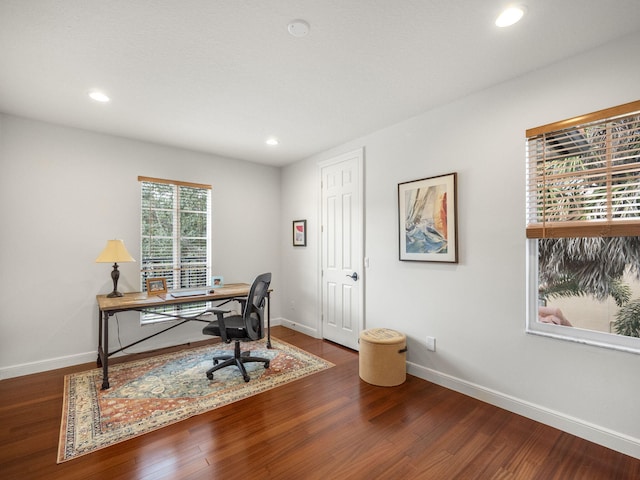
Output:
(210, 276), (224, 288)
(146, 277), (167, 294)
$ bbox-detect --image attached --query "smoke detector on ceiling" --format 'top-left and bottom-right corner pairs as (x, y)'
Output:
(287, 20), (310, 37)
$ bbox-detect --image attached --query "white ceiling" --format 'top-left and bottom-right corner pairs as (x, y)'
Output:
(1, 1), (640, 167)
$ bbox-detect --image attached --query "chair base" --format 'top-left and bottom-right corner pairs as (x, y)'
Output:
(206, 339), (270, 382)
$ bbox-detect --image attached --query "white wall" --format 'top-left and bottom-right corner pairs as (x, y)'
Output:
(280, 31), (640, 457)
(279, 160), (320, 335)
(0, 114), (281, 377)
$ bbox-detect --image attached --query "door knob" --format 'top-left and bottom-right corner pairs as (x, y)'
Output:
(346, 272), (359, 281)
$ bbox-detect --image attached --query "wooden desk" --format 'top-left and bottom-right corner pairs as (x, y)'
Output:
(96, 283), (272, 390)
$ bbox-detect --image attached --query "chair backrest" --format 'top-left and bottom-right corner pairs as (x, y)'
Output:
(243, 272), (271, 340)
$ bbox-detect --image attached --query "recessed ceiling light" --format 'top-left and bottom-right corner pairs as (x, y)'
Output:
(266, 137), (279, 146)
(495, 6), (526, 27)
(89, 90), (110, 103)
(287, 19), (310, 37)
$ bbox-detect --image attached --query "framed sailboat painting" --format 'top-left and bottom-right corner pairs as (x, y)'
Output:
(398, 172), (458, 263)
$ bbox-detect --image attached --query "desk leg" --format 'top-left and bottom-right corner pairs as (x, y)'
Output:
(97, 308), (103, 367)
(266, 292), (272, 349)
(101, 311), (110, 390)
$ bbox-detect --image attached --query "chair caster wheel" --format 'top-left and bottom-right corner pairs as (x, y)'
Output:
(206, 373), (213, 380)
(213, 360), (219, 365)
(264, 361), (270, 369)
(243, 375), (250, 382)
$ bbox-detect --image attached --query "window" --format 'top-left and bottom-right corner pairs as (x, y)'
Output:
(526, 101), (640, 352)
(139, 176), (211, 323)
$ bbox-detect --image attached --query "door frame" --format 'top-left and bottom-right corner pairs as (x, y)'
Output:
(317, 147), (365, 349)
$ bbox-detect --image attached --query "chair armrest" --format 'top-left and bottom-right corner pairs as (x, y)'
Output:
(203, 308), (232, 342)
(231, 296), (249, 316)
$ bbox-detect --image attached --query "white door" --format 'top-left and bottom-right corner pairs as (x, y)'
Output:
(320, 148), (364, 350)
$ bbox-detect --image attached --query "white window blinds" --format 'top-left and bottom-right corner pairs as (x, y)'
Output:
(139, 176), (211, 322)
(526, 101), (640, 239)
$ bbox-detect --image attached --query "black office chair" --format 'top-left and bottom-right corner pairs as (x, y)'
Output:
(202, 272), (271, 382)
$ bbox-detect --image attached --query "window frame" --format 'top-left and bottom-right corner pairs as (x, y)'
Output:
(525, 101), (640, 353)
(526, 241), (640, 354)
(139, 176), (212, 324)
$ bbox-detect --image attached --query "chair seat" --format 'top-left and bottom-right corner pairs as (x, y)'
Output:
(202, 315), (247, 339)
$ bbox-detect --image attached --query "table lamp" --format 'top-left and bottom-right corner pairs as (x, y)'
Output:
(96, 239), (136, 297)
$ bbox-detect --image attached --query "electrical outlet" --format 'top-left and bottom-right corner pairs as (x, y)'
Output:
(426, 336), (436, 352)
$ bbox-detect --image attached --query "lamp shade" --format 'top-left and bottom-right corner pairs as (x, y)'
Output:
(95, 239), (135, 263)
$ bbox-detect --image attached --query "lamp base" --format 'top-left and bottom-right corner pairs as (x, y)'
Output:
(107, 263), (124, 298)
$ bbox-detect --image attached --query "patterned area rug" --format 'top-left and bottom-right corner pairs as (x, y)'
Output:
(58, 337), (333, 462)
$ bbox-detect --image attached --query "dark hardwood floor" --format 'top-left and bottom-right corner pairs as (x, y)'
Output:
(1, 326), (639, 479)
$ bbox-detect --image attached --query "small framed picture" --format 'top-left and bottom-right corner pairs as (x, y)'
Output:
(210, 276), (224, 288)
(146, 277), (168, 294)
(293, 219), (307, 246)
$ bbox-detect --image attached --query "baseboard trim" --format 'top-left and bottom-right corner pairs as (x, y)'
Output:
(269, 317), (283, 327)
(280, 318), (319, 337)
(0, 352), (98, 380)
(0, 319), (287, 381)
(407, 361), (640, 460)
